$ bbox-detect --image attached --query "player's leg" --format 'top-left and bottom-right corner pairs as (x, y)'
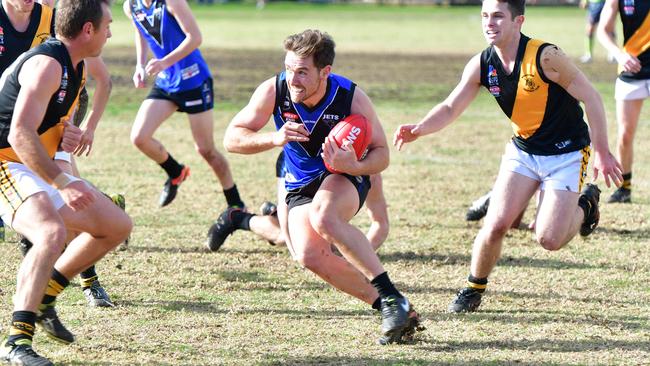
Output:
(187, 110), (244, 209)
(609, 97), (644, 203)
(307, 174), (416, 344)
(130, 97), (187, 207)
(449, 146), (539, 313)
(364, 174), (389, 251)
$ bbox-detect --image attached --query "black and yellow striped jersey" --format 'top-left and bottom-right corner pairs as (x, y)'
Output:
(0, 2), (54, 75)
(0, 38), (85, 163)
(619, 0), (650, 80)
(480, 34), (591, 156)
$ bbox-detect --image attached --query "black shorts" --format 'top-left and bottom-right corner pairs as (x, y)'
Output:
(275, 151), (285, 178)
(147, 78), (214, 114)
(285, 171), (371, 212)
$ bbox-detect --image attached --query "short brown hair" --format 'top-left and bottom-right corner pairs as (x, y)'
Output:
(494, 0), (525, 18)
(283, 30), (335, 69)
(55, 0), (110, 39)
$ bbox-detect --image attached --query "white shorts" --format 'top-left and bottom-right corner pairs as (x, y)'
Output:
(54, 151), (72, 163)
(615, 78), (650, 100)
(0, 162), (80, 228)
(499, 142), (590, 193)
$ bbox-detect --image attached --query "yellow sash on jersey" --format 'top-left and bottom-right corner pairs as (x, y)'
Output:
(29, 4), (54, 49)
(619, 10), (650, 73)
(510, 39), (549, 139)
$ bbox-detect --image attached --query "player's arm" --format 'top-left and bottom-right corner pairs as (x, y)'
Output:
(224, 77), (309, 154)
(322, 87), (389, 176)
(597, 0), (641, 73)
(123, 1), (148, 88)
(75, 56), (112, 156)
(540, 45), (623, 187)
(9, 56), (94, 209)
(147, 0), (202, 75)
(393, 53), (482, 151)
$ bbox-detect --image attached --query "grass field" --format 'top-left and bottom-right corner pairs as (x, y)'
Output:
(1, 2), (649, 365)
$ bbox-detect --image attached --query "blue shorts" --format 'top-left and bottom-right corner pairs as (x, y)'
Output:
(147, 78), (214, 114)
(587, 1), (605, 24)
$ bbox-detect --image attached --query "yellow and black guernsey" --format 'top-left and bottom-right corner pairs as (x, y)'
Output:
(480, 34), (591, 156)
(618, 0), (650, 80)
(0, 2), (54, 74)
(0, 38), (85, 163)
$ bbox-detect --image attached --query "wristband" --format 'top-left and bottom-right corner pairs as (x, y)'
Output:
(52, 172), (73, 190)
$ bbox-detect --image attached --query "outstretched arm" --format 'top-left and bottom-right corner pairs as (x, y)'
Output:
(597, 0), (641, 73)
(393, 53), (482, 150)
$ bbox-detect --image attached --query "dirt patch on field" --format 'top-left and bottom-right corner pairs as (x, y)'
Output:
(104, 46), (619, 106)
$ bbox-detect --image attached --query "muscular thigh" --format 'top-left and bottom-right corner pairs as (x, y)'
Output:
(132, 99), (178, 139)
(12, 192), (64, 243)
(188, 110), (216, 150)
(312, 174), (362, 223)
(59, 185), (130, 237)
(486, 170), (539, 228)
(287, 203), (331, 257)
(535, 189), (579, 236)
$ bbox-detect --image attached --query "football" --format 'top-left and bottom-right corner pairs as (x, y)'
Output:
(324, 114), (372, 174)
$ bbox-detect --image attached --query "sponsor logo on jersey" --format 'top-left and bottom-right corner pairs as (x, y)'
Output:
(522, 74), (539, 92)
(35, 32), (50, 45)
(488, 64), (500, 96)
(56, 89), (66, 104)
(489, 85), (501, 97)
(180, 63), (200, 80)
(554, 139), (572, 150)
(283, 112), (299, 122)
(623, 0), (635, 15)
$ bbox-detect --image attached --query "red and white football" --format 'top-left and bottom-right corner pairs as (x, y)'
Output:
(324, 114), (372, 174)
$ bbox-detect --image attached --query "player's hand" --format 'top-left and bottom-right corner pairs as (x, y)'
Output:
(61, 122), (82, 153)
(133, 65), (146, 88)
(321, 137), (358, 174)
(59, 180), (96, 211)
(592, 150), (623, 188)
(145, 58), (169, 77)
(393, 124), (421, 151)
(615, 52), (642, 74)
(74, 128), (95, 157)
(272, 122), (309, 146)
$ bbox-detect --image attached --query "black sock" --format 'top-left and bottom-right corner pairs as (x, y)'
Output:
(224, 184), (245, 208)
(41, 269), (70, 307)
(372, 297), (382, 311)
(371, 272), (403, 299)
(230, 210), (254, 231)
(159, 154), (183, 179)
(467, 274), (488, 293)
(80, 266), (98, 289)
(622, 173), (632, 189)
(6, 311), (36, 346)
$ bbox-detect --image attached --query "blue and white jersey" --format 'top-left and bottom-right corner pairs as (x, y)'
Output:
(273, 72), (356, 191)
(129, 0), (211, 92)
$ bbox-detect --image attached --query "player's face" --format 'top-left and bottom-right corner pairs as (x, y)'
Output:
(5, 0), (35, 12)
(284, 51), (330, 106)
(88, 3), (112, 57)
(481, 0), (523, 46)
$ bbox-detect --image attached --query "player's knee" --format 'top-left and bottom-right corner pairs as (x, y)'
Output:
(309, 211), (339, 242)
(196, 145), (217, 161)
(483, 220), (510, 240)
(537, 233), (564, 251)
(130, 132), (149, 149)
(33, 226), (67, 257)
(112, 213), (133, 245)
(292, 249), (323, 272)
(617, 129), (635, 147)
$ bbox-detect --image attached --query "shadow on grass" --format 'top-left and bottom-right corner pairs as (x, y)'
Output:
(418, 337), (650, 353)
(428, 308), (649, 331)
(261, 356), (570, 366)
(380, 250), (622, 271)
(596, 226), (650, 239)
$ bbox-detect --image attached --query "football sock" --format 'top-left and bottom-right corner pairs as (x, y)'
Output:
(224, 184), (245, 208)
(6, 311), (36, 346)
(622, 173), (632, 189)
(230, 210), (254, 231)
(372, 297), (382, 311)
(41, 269), (69, 308)
(80, 266), (98, 290)
(371, 272), (403, 299)
(159, 154), (183, 179)
(467, 274), (488, 293)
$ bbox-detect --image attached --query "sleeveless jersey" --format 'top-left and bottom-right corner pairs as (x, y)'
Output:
(618, 0), (650, 80)
(129, 0), (211, 93)
(480, 34), (590, 156)
(0, 2), (54, 74)
(273, 72), (356, 190)
(0, 38), (86, 163)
